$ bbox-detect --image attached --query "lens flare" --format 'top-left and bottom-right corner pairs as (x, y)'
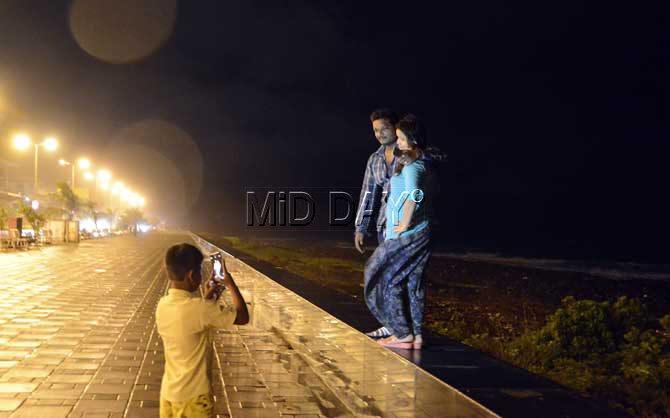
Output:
(69, 0), (177, 64)
(109, 119), (203, 219)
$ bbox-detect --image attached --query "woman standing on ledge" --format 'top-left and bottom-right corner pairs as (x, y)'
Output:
(364, 113), (444, 350)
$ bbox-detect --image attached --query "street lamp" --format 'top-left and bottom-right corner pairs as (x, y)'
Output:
(43, 137), (58, 151)
(12, 133), (59, 194)
(12, 133), (31, 150)
(58, 159), (75, 188)
(78, 158), (91, 170)
(58, 157), (91, 189)
(97, 169), (111, 183)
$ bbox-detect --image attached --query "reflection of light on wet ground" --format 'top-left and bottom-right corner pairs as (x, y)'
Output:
(69, 0), (177, 64)
(193, 234), (499, 417)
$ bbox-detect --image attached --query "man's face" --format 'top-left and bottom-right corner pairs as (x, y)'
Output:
(372, 119), (396, 146)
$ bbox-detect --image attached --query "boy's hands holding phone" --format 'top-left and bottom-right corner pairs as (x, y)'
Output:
(204, 253), (250, 325)
(205, 255), (228, 300)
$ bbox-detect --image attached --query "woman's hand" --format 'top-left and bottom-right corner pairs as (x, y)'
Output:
(393, 223), (409, 234)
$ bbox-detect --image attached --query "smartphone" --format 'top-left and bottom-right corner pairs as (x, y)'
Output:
(208, 252), (225, 298)
(210, 252), (224, 277)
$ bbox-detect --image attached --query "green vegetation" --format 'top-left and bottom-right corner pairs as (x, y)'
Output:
(119, 208), (145, 230)
(0, 207), (8, 230)
(214, 235), (364, 293)
(508, 297), (670, 418)
(424, 297), (670, 418)
(19, 202), (46, 233)
(82, 199), (100, 230)
(55, 182), (80, 220)
(413, 295), (669, 418)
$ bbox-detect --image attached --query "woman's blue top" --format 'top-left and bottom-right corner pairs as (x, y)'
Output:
(384, 159), (429, 240)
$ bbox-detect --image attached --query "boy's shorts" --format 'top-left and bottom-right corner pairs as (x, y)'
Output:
(160, 393), (214, 418)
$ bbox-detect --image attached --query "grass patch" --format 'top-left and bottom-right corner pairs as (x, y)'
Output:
(206, 234), (364, 295)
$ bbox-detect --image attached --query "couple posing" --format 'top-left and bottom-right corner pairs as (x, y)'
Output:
(355, 109), (445, 350)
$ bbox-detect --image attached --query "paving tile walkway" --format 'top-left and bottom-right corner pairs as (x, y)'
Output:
(0, 232), (497, 418)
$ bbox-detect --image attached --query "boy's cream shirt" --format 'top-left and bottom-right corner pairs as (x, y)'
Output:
(156, 288), (236, 402)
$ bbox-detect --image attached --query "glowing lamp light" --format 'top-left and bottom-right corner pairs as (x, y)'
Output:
(58, 159), (71, 166)
(12, 133), (31, 150)
(83, 171), (95, 181)
(31, 200), (39, 210)
(42, 137), (58, 151)
(78, 158), (91, 170)
(97, 169), (112, 182)
(112, 181), (124, 195)
(100, 182), (109, 191)
(121, 189), (132, 202)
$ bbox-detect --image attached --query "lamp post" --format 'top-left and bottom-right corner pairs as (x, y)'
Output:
(58, 159), (75, 188)
(12, 134), (58, 194)
(58, 157), (91, 190)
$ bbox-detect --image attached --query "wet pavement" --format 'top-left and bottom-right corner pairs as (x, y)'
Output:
(0, 232), (497, 417)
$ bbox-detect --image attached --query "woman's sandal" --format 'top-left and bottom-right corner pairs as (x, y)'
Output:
(378, 335), (414, 350)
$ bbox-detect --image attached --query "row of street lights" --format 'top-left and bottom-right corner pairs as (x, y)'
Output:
(10, 133), (145, 208)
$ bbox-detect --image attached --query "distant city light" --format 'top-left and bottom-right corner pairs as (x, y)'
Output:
(31, 200), (39, 210)
(84, 171), (95, 181)
(78, 158), (91, 169)
(112, 181), (124, 195)
(97, 169), (112, 182)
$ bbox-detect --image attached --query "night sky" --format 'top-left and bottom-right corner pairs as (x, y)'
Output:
(0, 1), (668, 262)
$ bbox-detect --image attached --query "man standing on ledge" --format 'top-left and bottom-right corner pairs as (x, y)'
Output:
(355, 109), (398, 339)
(354, 108), (399, 252)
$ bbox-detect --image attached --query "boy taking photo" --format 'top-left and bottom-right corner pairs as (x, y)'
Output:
(157, 243), (249, 418)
